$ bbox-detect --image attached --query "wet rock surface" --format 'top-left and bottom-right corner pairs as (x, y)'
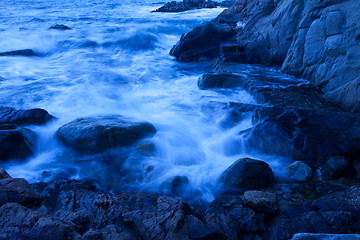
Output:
(219, 157), (275, 191)
(0, 106), (54, 125)
(0, 124), (37, 162)
(282, 161), (313, 182)
(243, 190), (279, 213)
(56, 115), (157, 154)
(49, 24), (71, 30)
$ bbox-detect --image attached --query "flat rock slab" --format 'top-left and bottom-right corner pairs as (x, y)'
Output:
(0, 106), (54, 125)
(56, 115), (157, 154)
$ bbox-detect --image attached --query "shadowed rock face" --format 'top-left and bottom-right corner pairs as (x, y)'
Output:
(56, 115), (157, 154)
(0, 106), (54, 125)
(172, 0), (360, 111)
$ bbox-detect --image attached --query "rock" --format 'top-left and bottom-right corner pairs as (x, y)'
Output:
(323, 156), (357, 179)
(161, 176), (190, 195)
(244, 190), (279, 213)
(174, 0), (360, 111)
(0, 124), (37, 162)
(0, 106), (54, 125)
(0, 49), (37, 57)
(0, 169), (43, 207)
(49, 24), (71, 30)
(170, 21), (235, 61)
(282, 161), (313, 182)
(219, 158), (275, 191)
(153, 0), (220, 13)
(56, 115), (156, 154)
(204, 194), (265, 239)
(0, 203), (80, 240)
(186, 214), (222, 239)
(270, 211), (354, 240)
(291, 233), (360, 240)
(198, 73), (246, 89)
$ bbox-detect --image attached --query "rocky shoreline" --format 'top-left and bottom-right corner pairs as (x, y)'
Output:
(1, 0), (360, 239)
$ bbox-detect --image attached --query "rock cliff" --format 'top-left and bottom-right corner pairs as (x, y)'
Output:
(171, 0), (360, 111)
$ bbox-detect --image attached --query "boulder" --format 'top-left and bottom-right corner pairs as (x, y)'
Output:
(219, 158), (275, 190)
(282, 161), (313, 182)
(170, 21), (235, 61)
(49, 24), (71, 30)
(291, 233), (360, 240)
(0, 124), (37, 162)
(323, 156), (357, 179)
(56, 115), (157, 154)
(0, 106), (54, 125)
(244, 190), (279, 213)
(0, 49), (37, 57)
(0, 168), (43, 207)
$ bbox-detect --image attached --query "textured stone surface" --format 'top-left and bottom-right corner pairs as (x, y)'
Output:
(244, 190), (279, 213)
(283, 161), (313, 182)
(0, 106), (54, 125)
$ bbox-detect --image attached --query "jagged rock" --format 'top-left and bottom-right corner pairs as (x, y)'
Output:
(244, 190), (279, 213)
(170, 21), (235, 61)
(219, 158), (275, 191)
(0, 106), (54, 125)
(0, 49), (37, 56)
(56, 115), (156, 154)
(323, 156), (357, 179)
(282, 161), (313, 182)
(0, 203), (80, 240)
(0, 168), (43, 207)
(0, 124), (37, 162)
(291, 233), (360, 240)
(49, 24), (71, 30)
(198, 73), (246, 89)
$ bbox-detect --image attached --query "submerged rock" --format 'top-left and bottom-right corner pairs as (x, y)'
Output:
(198, 73), (246, 89)
(56, 115), (157, 154)
(219, 157), (275, 191)
(49, 24), (71, 30)
(282, 161), (313, 182)
(0, 124), (37, 162)
(0, 49), (37, 57)
(323, 156), (357, 179)
(244, 190), (279, 213)
(0, 106), (54, 125)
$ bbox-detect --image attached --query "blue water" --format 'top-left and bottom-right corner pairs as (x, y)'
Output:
(0, 0), (292, 201)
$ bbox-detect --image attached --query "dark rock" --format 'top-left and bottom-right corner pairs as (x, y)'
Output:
(49, 24), (71, 30)
(0, 124), (37, 162)
(187, 214), (223, 239)
(56, 115), (156, 154)
(270, 211), (354, 240)
(153, 0), (220, 13)
(323, 156), (357, 179)
(0, 49), (37, 57)
(204, 194), (265, 239)
(0, 106), (54, 125)
(282, 161), (313, 182)
(219, 158), (275, 191)
(161, 176), (190, 195)
(198, 73), (246, 89)
(244, 190), (279, 213)
(0, 203), (80, 240)
(170, 21), (235, 61)
(291, 233), (360, 240)
(0, 168), (43, 207)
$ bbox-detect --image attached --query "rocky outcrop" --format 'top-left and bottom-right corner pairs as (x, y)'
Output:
(56, 115), (157, 154)
(0, 49), (37, 57)
(0, 106), (54, 125)
(282, 161), (313, 182)
(153, 0), (220, 13)
(172, 0), (360, 111)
